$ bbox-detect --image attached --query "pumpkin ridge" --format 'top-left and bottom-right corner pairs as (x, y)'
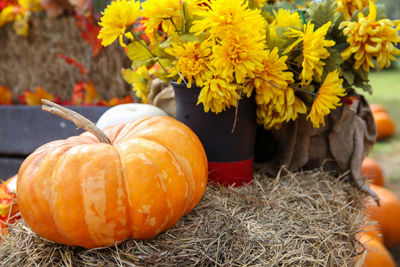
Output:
(78, 143), (132, 248)
(49, 143), (121, 247)
(19, 143), (77, 245)
(119, 135), (195, 215)
(112, 117), (151, 144)
(151, 139), (195, 215)
(50, 144), (94, 247)
(113, 145), (133, 238)
(48, 144), (80, 245)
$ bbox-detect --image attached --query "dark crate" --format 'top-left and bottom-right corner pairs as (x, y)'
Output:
(0, 105), (108, 179)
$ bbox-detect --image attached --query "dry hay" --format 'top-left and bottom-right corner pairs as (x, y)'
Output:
(0, 169), (369, 266)
(0, 14), (131, 102)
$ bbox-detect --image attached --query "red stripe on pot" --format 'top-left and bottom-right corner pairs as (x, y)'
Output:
(208, 158), (253, 187)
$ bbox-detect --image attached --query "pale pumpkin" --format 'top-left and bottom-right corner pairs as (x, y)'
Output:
(96, 103), (167, 130)
(17, 100), (208, 249)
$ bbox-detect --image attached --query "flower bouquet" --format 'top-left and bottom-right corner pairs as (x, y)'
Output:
(97, 0), (400, 186)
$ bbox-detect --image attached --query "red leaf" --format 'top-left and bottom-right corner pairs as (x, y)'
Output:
(71, 80), (99, 106)
(0, 0), (7, 10)
(75, 15), (102, 57)
(57, 54), (87, 75)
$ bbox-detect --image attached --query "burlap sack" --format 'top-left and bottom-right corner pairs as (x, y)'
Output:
(148, 79), (176, 117)
(256, 94), (378, 200)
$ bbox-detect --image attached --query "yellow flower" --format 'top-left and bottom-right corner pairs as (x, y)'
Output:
(185, 0), (209, 16)
(285, 21), (335, 85)
(307, 70), (346, 128)
(269, 9), (302, 40)
(257, 88), (306, 129)
(121, 66), (151, 103)
(247, 47), (294, 103)
(0, 6), (18, 28)
(13, 12), (29, 36)
(336, 0), (373, 20)
(165, 41), (212, 88)
(212, 33), (265, 84)
(197, 77), (238, 113)
(190, 0), (266, 41)
(98, 0), (141, 47)
(141, 0), (182, 43)
(340, 2), (400, 72)
(18, 0), (42, 12)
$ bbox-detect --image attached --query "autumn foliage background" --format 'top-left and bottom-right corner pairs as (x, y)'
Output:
(0, 0), (134, 106)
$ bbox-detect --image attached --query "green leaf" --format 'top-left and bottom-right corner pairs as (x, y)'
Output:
(126, 40), (154, 62)
(158, 57), (173, 70)
(321, 48), (343, 81)
(353, 68), (372, 94)
(376, 3), (387, 20)
(342, 70), (355, 86)
(179, 33), (201, 43)
(131, 58), (155, 70)
(261, 4), (277, 21)
(309, 0), (337, 29)
(159, 35), (174, 49)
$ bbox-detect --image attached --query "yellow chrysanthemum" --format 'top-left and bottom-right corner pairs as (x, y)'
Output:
(285, 21), (335, 85)
(340, 2), (400, 72)
(190, 0), (266, 40)
(246, 47), (293, 104)
(269, 9), (302, 40)
(98, 0), (141, 47)
(18, 0), (42, 12)
(307, 70), (346, 128)
(165, 41), (212, 88)
(0, 6), (17, 28)
(336, 0), (373, 20)
(257, 88), (306, 129)
(13, 12), (29, 36)
(197, 77), (238, 113)
(250, 0), (268, 9)
(121, 66), (151, 103)
(185, 0), (209, 16)
(141, 0), (183, 43)
(212, 33), (265, 84)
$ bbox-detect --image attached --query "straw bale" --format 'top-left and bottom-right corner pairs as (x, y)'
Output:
(0, 15), (131, 102)
(0, 169), (369, 266)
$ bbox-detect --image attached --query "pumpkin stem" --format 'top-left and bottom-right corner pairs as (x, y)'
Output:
(41, 99), (112, 144)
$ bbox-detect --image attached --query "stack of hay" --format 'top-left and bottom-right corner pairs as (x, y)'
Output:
(0, 15), (131, 102)
(0, 169), (367, 266)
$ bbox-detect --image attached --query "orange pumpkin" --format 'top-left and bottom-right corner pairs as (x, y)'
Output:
(366, 184), (400, 249)
(361, 158), (384, 186)
(361, 219), (384, 244)
(374, 112), (395, 140)
(357, 233), (396, 267)
(370, 104), (388, 114)
(17, 101), (208, 249)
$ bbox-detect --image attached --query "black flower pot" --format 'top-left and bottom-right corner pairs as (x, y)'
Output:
(172, 82), (256, 186)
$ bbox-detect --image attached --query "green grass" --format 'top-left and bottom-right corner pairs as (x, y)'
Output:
(364, 67), (400, 183)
